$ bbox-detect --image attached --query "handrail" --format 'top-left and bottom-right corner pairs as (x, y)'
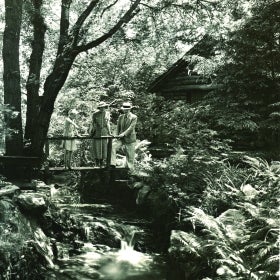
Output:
(47, 135), (116, 140)
(45, 135), (115, 169)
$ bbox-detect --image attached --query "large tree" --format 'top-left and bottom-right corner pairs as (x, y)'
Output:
(30, 0), (141, 156)
(3, 0), (23, 155)
(2, 0), (142, 157)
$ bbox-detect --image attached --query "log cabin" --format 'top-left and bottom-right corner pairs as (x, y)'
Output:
(148, 35), (218, 102)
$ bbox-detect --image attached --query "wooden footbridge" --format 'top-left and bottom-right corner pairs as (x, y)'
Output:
(44, 135), (114, 171)
(0, 135), (174, 182)
(0, 135), (127, 181)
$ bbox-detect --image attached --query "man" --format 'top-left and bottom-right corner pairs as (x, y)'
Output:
(110, 102), (137, 169)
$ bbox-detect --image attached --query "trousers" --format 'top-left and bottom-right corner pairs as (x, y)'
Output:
(110, 139), (136, 169)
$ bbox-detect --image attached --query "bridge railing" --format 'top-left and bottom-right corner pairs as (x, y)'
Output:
(45, 135), (115, 168)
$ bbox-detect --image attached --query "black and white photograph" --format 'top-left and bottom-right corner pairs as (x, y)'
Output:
(0, 0), (279, 279)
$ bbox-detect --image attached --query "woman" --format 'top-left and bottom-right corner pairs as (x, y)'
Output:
(61, 109), (80, 169)
(89, 101), (111, 167)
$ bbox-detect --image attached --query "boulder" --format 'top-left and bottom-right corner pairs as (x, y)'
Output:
(0, 185), (20, 197)
(16, 193), (48, 214)
(90, 220), (122, 248)
(28, 228), (55, 268)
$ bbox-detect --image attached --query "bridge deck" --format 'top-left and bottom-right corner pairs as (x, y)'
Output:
(43, 166), (127, 171)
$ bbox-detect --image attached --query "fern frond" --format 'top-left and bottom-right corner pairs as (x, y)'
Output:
(257, 243), (278, 260)
(170, 230), (202, 257)
(243, 156), (261, 168)
(264, 254), (280, 266)
(189, 207), (226, 239)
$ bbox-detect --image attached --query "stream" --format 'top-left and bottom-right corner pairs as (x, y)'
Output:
(46, 182), (168, 280)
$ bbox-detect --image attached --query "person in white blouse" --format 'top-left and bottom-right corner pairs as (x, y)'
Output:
(61, 109), (80, 169)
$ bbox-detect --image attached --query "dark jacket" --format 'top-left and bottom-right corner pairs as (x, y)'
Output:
(116, 112), (137, 144)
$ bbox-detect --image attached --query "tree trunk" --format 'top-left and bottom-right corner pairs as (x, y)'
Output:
(3, 0), (23, 155)
(31, 52), (77, 156)
(25, 0), (46, 145)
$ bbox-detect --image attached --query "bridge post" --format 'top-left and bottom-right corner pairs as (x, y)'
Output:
(45, 139), (49, 157)
(44, 139), (50, 182)
(106, 137), (113, 168)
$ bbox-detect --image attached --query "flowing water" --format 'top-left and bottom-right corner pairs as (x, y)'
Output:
(47, 186), (167, 280)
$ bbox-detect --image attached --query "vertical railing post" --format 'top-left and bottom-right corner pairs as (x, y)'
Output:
(106, 136), (113, 168)
(45, 138), (49, 158)
(44, 138), (50, 182)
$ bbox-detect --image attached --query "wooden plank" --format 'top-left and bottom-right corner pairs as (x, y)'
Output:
(0, 156), (40, 160)
(44, 167), (99, 171)
(0, 156), (41, 166)
(115, 179), (129, 183)
(42, 166), (128, 171)
(160, 84), (218, 92)
(47, 135), (115, 141)
(169, 75), (206, 81)
(163, 79), (211, 87)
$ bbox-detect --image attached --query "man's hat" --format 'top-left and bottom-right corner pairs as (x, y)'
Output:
(121, 102), (133, 110)
(97, 101), (109, 108)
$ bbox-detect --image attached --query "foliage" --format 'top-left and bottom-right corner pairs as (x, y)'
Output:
(132, 133), (232, 213)
(0, 199), (48, 279)
(198, 0), (280, 153)
(132, 95), (279, 279)
(176, 158), (280, 280)
(136, 145), (279, 279)
(50, 0), (229, 140)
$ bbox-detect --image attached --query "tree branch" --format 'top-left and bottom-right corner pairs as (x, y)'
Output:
(139, 3), (156, 10)
(101, 0), (119, 17)
(57, 0), (72, 55)
(76, 0), (141, 53)
(70, 0), (100, 47)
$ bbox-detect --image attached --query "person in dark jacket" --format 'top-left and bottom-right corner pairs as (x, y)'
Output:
(110, 102), (137, 169)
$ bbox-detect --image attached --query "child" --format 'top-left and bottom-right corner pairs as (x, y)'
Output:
(61, 109), (80, 169)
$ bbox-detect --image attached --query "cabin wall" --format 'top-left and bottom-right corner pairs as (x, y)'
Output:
(154, 70), (213, 102)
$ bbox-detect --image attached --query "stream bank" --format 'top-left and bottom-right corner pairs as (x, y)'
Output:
(0, 169), (179, 280)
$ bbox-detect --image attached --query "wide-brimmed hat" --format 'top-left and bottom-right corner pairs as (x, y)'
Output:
(121, 102), (133, 110)
(97, 101), (109, 108)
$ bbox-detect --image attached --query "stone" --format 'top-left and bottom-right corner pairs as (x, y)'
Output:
(136, 184), (151, 205)
(16, 193), (48, 213)
(30, 228), (55, 268)
(0, 185), (20, 197)
(90, 221), (122, 248)
(240, 184), (259, 199)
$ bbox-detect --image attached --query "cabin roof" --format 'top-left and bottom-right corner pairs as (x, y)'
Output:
(148, 35), (217, 93)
